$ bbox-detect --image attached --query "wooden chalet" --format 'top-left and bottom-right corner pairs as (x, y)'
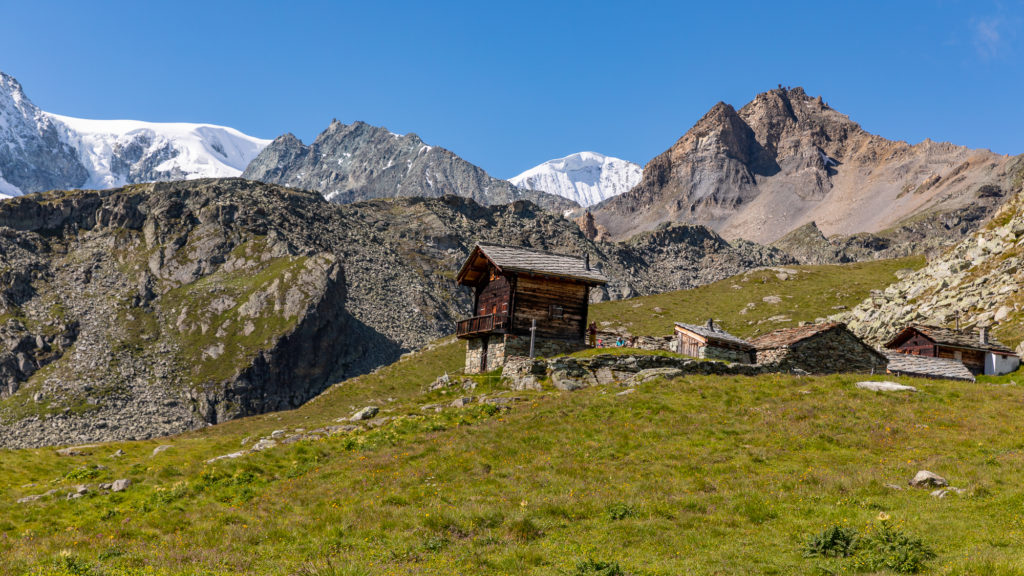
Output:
(455, 244), (607, 373)
(885, 324), (1020, 376)
(674, 320), (754, 363)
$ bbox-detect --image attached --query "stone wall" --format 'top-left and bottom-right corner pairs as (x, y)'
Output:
(702, 345), (754, 364)
(758, 329), (887, 374)
(465, 334), (585, 374)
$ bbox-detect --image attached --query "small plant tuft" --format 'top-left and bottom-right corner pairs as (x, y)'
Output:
(804, 524), (859, 558)
(571, 559), (627, 576)
(606, 502), (636, 521)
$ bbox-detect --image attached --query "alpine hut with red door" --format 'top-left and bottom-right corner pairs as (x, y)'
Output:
(455, 244), (608, 374)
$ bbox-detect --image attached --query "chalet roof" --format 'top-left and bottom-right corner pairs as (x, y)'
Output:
(456, 244), (608, 285)
(884, 351), (976, 382)
(886, 324), (1016, 355)
(749, 322), (843, 350)
(675, 321), (754, 351)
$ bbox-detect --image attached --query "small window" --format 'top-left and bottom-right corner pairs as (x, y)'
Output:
(549, 305), (563, 319)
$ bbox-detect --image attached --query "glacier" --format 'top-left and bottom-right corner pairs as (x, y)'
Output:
(510, 151), (642, 208)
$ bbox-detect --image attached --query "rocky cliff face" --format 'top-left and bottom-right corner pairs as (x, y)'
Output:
(243, 120), (577, 213)
(0, 178), (793, 447)
(0, 73), (88, 193)
(594, 86), (1020, 255)
(838, 185), (1024, 349)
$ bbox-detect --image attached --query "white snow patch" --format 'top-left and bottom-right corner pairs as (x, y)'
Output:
(46, 113), (271, 189)
(855, 381), (917, 392)
(510, 151), (642, 207)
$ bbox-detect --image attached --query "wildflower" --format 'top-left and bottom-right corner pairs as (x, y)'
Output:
(520, 499), (528, 508)
(877, 511), (890, 522)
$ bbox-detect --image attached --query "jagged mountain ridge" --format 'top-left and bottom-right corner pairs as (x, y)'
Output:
(0, 71), (270, 196)
(242, 120), (578, 213)
(593, 86), (1021, 251)
(509, 151), (642, 207)
(0, 178), (792, 448)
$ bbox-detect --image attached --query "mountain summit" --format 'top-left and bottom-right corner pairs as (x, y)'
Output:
(593, 86), (1020, 247)
(0, 72), (269, 197)
(243, 120), (578, 213)
(509, 151), (641, 208)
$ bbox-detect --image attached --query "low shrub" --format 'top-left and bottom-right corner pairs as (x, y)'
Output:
(606, 502), (636, 521)
(571, 559), (626, 576)
(804, 525), (859, 558)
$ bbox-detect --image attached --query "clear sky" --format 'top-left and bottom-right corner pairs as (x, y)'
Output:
(1, 0), (1021, 178)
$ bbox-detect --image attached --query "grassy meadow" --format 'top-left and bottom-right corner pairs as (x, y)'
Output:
(2, 257), (1022, 576)
(589, 256), (926, 340)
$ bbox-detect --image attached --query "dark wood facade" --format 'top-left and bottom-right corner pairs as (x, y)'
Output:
(885, 325), (1007, 375)
(455, 245), (606, 341)
(457, 261), (591, 340)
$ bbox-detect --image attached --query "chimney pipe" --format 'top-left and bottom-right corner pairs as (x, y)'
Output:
(980, 326), (989, 344)
(706, 318), (715, 331)
(584, 253), (590, 271)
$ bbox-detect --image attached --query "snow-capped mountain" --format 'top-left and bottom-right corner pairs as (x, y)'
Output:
(509, 151), (642, 208)
(0, 72), (270, 197)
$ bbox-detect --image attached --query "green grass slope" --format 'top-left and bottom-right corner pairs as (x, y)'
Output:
(590, 257), (925, 340)
(2, 332), (1024, 575)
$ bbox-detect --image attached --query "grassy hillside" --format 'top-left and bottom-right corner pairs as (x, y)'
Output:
(590, 257), (925, 340)
(7, 254), (1019, 576)
(3, 330), (1024, 575)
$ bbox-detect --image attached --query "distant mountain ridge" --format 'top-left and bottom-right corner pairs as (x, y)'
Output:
(242, 120), (578, 213)
(593, 86), (1022, 253)
(509, 151), (641, 207)
(0, 72), (270, 196)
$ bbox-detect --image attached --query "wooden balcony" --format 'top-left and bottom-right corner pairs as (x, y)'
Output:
(456, 313), (509, 338)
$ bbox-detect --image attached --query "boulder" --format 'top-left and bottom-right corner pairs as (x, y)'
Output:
(856, 381), (917, 392)
(909, 470), (948, 488)
(151, 445), (173, 456)
(56, 444), (99, 457)
(350, 406), (379, 421)
(111, 478), (132, 492)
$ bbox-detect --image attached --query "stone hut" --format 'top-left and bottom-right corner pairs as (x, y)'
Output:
(883, 351), (976, 382)
(674, 320), (754, 363)
(885, 324), (1020, 376)
(455, 244), (608, 374)
(750, 322), (887, 374)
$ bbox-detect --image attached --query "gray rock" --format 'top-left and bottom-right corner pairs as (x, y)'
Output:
(56, 445), (99, 457)
(151, 445), (173, 456)
(856, 381), (917, 392)
(449, 397), (474, 408)
(111, 478), (131, 492)
(909, 470), (948, 488)
(350, 406), (379, 421)
(930, 487), (967, 499)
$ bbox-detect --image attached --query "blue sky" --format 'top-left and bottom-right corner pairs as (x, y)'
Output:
(1, 0), (1021, 178)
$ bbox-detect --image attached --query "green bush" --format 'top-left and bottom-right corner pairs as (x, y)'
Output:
(606, 502), (636, 521)
(64, 466), (100, 481)
(803, 516), (935, 574)
(804, 525), (859, 558)
(572, 559), (626, 576)
(855, 518), (936, 574)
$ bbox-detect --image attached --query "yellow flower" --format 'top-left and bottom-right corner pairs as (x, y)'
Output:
(520, 499), (528, 508)
(877, 512), (890, 522)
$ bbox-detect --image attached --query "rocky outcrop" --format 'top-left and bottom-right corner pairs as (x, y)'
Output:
(0, 178), (797, 448)
(0, 72), (88, 193)
(839, 186), (1024, 348)
(243, 120), (577, 213)
(0, 181), (387, 448)
(593, 86), (1021, 259)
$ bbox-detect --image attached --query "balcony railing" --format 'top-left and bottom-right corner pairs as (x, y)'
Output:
(456, 313), (509, 338)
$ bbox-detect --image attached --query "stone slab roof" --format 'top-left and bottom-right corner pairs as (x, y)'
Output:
(675, 321), (753, 350)
(887, 324), (1015, 355)
(749, 322), (842, 350)
(884, 351), (976, 382)
(460, 243), (608, 285)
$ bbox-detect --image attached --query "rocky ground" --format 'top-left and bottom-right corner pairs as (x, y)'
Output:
(0, 178), (795, 448)
(838, 187), (1024, 350)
